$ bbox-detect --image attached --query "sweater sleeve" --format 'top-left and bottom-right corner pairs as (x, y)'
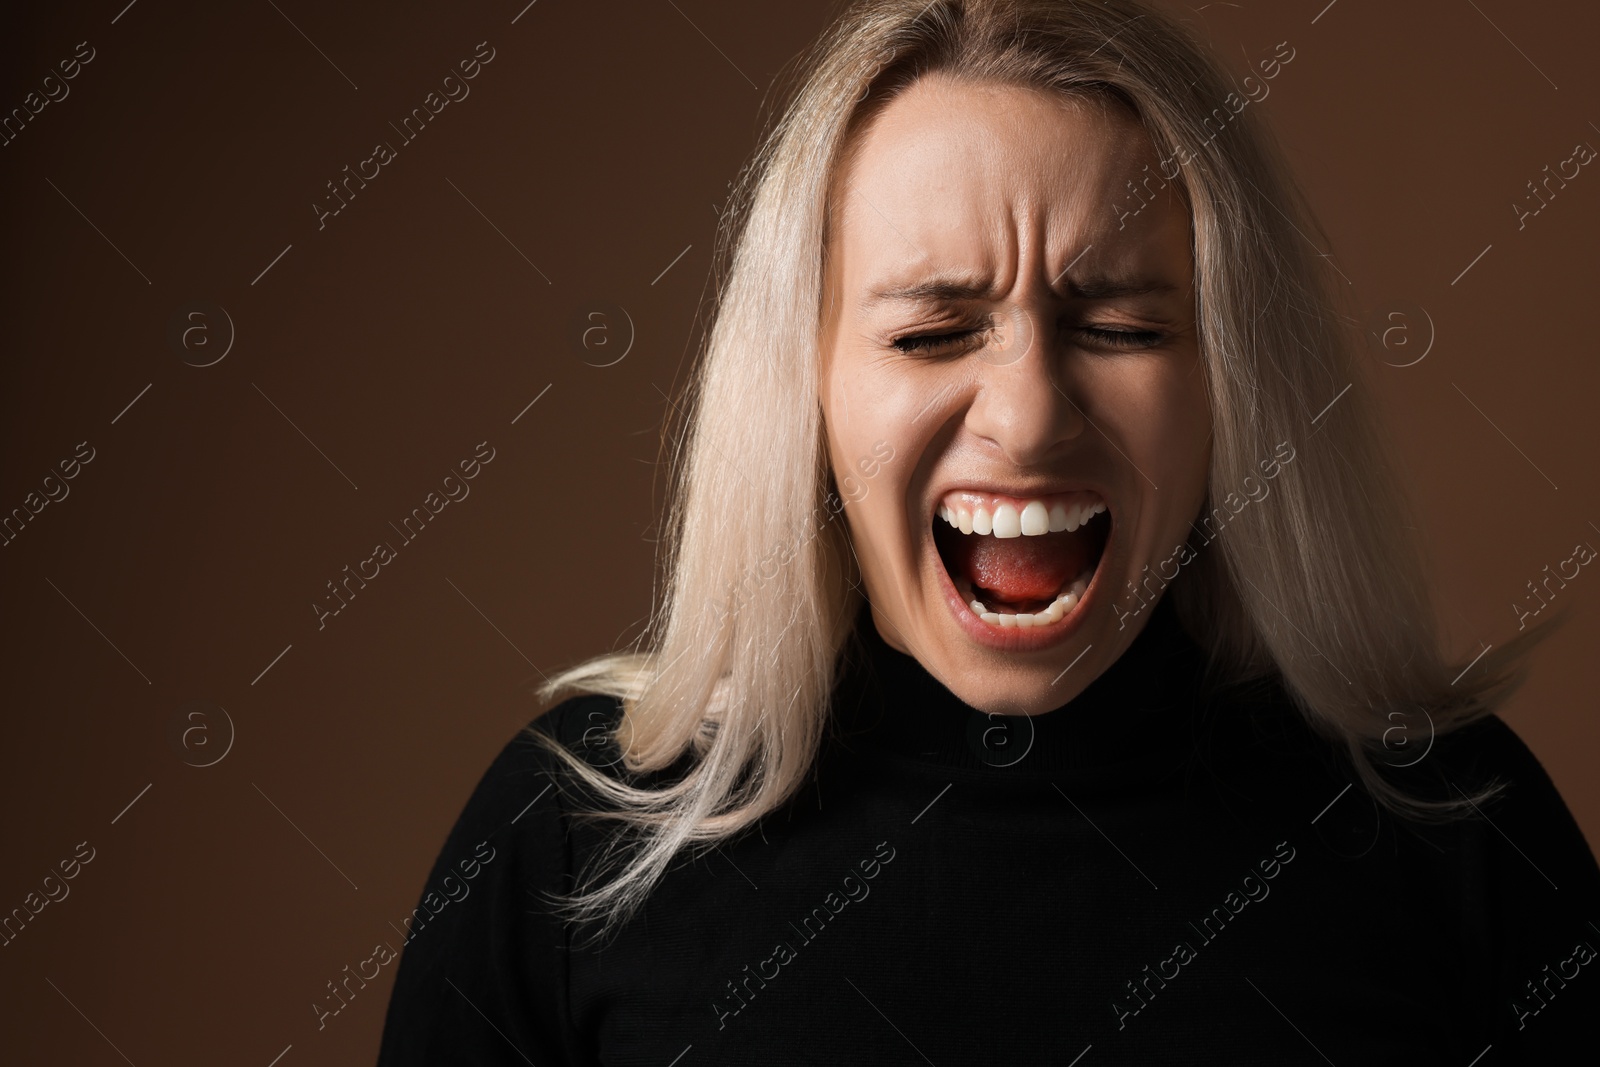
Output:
(375, 696), (614, 1066)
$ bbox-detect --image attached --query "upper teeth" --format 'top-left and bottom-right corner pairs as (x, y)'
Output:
(937, 496), (1106, 537)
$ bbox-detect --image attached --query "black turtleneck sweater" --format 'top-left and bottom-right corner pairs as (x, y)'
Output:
(376, 598), (1600, 1065)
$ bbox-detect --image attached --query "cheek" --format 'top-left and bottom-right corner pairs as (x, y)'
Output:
(821, 352), (961, 575)
(826, 355), (921, 442)
(822, 353), (919, 484)
(822, 363), (869, 461)
(1091, 358), (1212, 497)
(1157, 374), (1211, 486)
(825, 367), (902, 539)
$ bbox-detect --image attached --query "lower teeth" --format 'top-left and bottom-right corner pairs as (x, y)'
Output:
(969, 568), (1094, 628)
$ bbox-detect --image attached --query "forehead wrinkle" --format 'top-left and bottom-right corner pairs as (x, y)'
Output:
(835, 78), (1186, 319)
(848, 192), (1030, 316)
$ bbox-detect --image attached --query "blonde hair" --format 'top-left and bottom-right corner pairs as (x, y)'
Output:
(531, 0), (1559, 943)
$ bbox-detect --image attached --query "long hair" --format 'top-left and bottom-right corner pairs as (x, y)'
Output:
(530, 0), (1558, 943)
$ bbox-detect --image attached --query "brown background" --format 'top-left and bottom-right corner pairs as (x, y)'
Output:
(1, 0), (1596, 1062)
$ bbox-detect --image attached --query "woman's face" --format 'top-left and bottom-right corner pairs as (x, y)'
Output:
(820, 75), (1212, 716)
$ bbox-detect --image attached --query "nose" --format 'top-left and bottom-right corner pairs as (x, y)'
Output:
(963, 305), (1086, 467)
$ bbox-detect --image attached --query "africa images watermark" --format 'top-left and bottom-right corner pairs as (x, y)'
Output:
(312, 441), (497, 629)
(1112, 39), (1297, 230)
(311, 939), (399, 1032)
(313, 41), (498, 230)
(0, 840), (97, 949)
(1114, 440), (1297, 630)
(1510, 925), (1597, 1032)
(0, 39), (96, 150)
(711, 440), (895, 621)
(313, 838), (498, 1031)
(1, 440), (96, 549)
(1113, 840), (1297, 1029)
(711, 840), (897, 1030)
(395, 838), (498, 947)
(1512, 133), (1596, 231)
(1512, 532), (1594, 631)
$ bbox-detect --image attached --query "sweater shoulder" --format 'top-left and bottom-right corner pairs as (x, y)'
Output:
(1430, 711), (1550, 779)
(526, 692), (629, 772)
(374, 693), (626, 1065)
(447, 693), (628, 831)
(1426, 713), (1593, 841)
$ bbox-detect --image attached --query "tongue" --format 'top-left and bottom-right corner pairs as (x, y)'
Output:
(950, 530), (1091, 605)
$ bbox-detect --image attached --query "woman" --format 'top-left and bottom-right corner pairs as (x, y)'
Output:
(378, 0), (1600, 1062)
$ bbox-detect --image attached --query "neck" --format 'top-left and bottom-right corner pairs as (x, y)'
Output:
(827, 595), (1214, 778)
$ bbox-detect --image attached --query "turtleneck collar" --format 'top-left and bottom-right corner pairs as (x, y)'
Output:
(827, 593), (1214, 778)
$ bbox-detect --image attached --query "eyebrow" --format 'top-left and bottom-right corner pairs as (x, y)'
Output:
(859, 272), (1180, 311)
(1069, 277), (1180, 300)
(859, 277), (992, 310)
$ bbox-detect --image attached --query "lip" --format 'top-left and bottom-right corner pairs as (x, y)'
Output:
(926, 488), (1113, 653)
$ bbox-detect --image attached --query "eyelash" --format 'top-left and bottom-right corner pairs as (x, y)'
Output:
(889, 325), (1165, 353)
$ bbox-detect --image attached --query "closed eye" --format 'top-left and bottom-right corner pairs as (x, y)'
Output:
(890, 328), (983, 353)
(1078, 327), (1165, 349)
(890, 325), (1165, 353)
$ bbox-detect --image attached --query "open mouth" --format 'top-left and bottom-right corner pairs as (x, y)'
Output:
(931, 490), (1111, 630)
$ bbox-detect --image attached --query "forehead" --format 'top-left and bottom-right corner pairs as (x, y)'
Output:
(846, 75), (1148, 186)
(826, 75), (1185, 294)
